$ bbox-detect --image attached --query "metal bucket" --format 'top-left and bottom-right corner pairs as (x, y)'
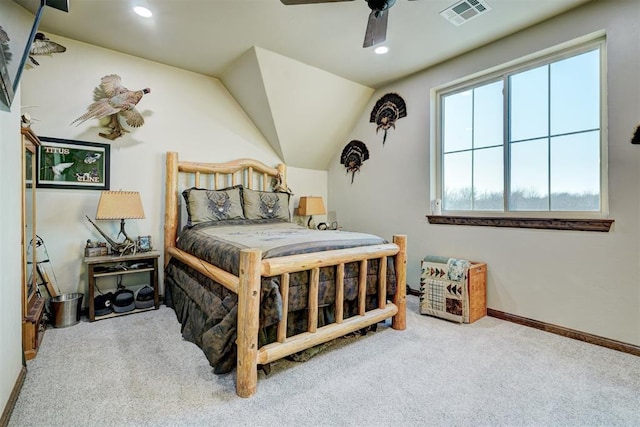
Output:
(51, 293), (84, 328)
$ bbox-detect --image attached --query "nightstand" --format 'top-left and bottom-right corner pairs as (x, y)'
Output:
(84, 251), (159, 321)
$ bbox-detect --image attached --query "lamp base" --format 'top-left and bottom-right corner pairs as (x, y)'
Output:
(85, 215), (138, 255)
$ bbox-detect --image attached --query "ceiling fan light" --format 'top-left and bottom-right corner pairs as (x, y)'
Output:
(133, 6), (153, 18)
(374, 46), (389, 54)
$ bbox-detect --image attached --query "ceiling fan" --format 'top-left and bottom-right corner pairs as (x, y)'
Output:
(280, 0), (419, 48)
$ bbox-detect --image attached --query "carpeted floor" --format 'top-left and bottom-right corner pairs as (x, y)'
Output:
(9, 296), (640, 426)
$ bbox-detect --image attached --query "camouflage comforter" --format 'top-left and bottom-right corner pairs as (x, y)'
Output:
(165, 219), (397, 373)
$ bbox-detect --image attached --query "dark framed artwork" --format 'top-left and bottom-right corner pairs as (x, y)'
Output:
(36, 137), (110, 190)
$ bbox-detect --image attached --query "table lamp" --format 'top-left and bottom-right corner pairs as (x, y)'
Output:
(297, 196), (326, 229)
(86, 191), (145, 254)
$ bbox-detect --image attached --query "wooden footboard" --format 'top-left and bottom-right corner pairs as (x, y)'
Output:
(164, 151), (406, 397)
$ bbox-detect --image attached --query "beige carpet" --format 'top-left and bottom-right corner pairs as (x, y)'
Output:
(9, 296), (640, 426)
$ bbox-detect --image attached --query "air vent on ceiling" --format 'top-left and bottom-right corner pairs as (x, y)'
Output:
(440, 0), (491, 26)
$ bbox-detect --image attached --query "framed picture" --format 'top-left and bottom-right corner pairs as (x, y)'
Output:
(36, 137), (110, 190)
(137, 235), (152, 252)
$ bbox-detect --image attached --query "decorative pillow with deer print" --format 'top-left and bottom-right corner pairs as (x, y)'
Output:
(182, 185), (245, 226)
(242, 188), (290, 221)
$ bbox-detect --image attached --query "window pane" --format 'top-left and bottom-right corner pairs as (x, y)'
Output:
(437, 42), (602, 215)
(550, 49), (600, 135)
(473, 146), (504, 210)
(443, 151), (472, 210)
(474, 81), (503, 149)
(550, 131), (600, 211)
(509, 65), (549, 142)
(510, 138), (549, 210)
(443, 90), (472, 153)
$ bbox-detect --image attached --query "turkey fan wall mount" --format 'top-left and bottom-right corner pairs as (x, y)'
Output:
(370, 92), (407, 145)
(340, 140), (370, 183)
(280, 0), (421, 48)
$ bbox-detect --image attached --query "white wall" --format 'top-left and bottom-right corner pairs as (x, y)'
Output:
(18, 36), (327, 299)
(288, 166), (329, 227)
(328, 0), (640, 345)
(221, 47), (374, 171)
(0, 91), (25, 415)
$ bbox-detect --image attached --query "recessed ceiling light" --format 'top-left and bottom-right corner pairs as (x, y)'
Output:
(374, 46), (389, 55)
(134, 6), (152, 18)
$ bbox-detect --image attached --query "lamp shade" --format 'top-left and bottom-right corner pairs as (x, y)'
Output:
(297, 196), (325, 216)
(95, 191), (145, 220)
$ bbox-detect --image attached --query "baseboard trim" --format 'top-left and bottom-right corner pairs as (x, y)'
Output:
(487, 308), (640, 357)
(0, 366), (26, 427)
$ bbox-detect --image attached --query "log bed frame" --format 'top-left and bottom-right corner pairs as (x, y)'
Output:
(164, 151), (406, 398)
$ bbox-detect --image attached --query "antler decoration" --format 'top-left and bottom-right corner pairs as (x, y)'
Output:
(369, 92), (407, 145)
(85, 215), (137, 255)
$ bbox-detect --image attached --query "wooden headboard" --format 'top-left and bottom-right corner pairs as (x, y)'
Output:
(163, 152), (287, 266)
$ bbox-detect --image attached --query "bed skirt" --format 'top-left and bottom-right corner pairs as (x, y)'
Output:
(165, 257), (396, 373)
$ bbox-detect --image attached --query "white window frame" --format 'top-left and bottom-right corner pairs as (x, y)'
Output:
(431, 32), (608, 219)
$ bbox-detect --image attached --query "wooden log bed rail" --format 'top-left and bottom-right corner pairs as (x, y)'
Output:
(164, 151), (406, 397)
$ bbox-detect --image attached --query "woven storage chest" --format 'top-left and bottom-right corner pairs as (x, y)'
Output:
(420, 257), (486, 323)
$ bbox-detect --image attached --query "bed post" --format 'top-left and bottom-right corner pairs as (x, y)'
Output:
(164, 152), (179, 267)
(392, 235), (407, 330)
(236, 248), (262, 398)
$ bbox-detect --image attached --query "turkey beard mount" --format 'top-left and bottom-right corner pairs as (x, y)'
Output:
(71, 74), (150, 141)
(280, 0), (419, 48)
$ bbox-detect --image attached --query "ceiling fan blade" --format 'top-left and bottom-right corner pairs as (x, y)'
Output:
(280, 0), (355, 4)
(363, 9), (388, 48)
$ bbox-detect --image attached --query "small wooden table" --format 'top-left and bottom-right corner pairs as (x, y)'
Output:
(84, 251), (160, 321)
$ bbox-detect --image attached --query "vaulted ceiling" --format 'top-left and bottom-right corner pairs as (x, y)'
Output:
(19, 0), (591, 169)
(221, 47), (373, 169)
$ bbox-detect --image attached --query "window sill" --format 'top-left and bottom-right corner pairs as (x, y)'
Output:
(426, 215), (614, 232)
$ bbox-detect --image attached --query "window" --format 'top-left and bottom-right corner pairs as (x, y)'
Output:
(436, 38), (605, 216)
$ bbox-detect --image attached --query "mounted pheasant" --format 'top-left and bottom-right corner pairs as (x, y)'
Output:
(71, 74), (150, 140)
